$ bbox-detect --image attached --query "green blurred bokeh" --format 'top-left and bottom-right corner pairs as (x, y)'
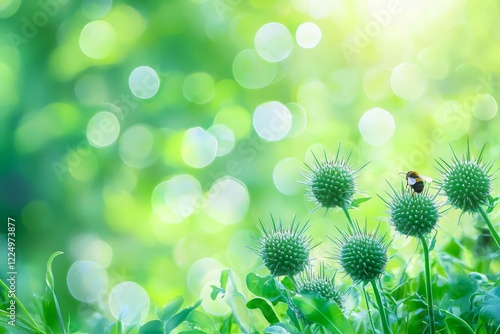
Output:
(1, 0), (500, 329)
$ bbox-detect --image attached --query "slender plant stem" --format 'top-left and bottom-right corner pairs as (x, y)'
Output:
(286, 276), (307, 332)
(477, 206), (500, 248)
(370, 280), (392, 334)
(420, 237), (436, 334)
(362, 286), (376, 334)
(0, 279), (45, 333)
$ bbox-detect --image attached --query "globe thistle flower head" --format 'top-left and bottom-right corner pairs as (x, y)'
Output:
(302, 146), (366, 211)
(333, 221), (389, 284)
(435, 141), (495, 213)
(251, 215), (315, 277)
(300, 264), (343, 309)
(382, 183), (440, 238)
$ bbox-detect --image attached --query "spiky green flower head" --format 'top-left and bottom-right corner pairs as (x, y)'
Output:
(252, 216), (314, 277)
(303, 146), (365, 211)
(436, 141), (494, 213)
(300, 265), (343, 308)
(382, 184), (440, 238)
(334, 222), (389, 284)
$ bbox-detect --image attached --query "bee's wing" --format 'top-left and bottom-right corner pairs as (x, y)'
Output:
(420, 175), (433, 182)
(407, 177), (417, 185)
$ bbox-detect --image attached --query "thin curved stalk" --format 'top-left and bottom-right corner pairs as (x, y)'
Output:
(477, 205), (500, 248)
(420, 237), (436, 334)
(362, 286), (376, 334)
(370, 280), (392, 334)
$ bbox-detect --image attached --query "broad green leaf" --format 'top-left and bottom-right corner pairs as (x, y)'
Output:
(349, 196), (371, 208)
(246, 298), (279, 325)
(187, 310), (218, 334)
(292, 295), (354, 334)
(139, 320), (163, 334)
(178, 331), (206, 334)
(246, 273), (287, 305)
(165, 300), (202, 333)
(157, 296), (184, 322)
(440, 309), (474, 334)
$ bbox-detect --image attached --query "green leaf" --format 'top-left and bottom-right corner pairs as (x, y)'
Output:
(486, 196), (500, 213)
(292, 295), (354, 334)
(246, 273), (287, 305)
(246, 298), (279, 325)
(349, 196), (371, 208)
(157, 296), (184, 322)
(440, 309), (474, 334)
(107, 320), (123, 334)
(139, 320), (163, 334)
(264, 324), (291, 334)
(178, 331), (207, 334)
(210, 285), (225, 300)
(219, 269), (230, 290)
(187, 310), (218, 334)
(165, 300), (202, 333)
(45, 251), (66, 334)
(45, 251), (64, 295)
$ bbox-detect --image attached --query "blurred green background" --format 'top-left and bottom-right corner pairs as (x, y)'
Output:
(1, 0), (500, 330)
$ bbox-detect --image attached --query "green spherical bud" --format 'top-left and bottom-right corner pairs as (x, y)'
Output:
(442, 161), (490, 213)
(254, 217), (314, 277)
(303, 149), (363, 210)
(336, 223), (388, 284)
(388, 189), (439, 238)
(300, 272), (343, 308)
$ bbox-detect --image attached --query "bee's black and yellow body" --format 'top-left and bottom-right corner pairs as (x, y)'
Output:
(405, 171), (425, 194)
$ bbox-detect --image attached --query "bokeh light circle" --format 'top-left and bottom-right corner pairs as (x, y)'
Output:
(108, 282), (149, 326)
(232, 49), (277, 89)
(253, 101), (292, 141)
(296, 22), (322, 49)
(152, 174), (202, 224)
(187, 258), (224, 295)
(286, 102), (307, 137)
(200, 281), (231, 316)
(390, 63), (427, 101)
(472, 94), (498, 121)
(205, 177), (249, 224)
(181, 127), (218, 168)
(208, 124), (235, 156)
(359, 108), (395, 146)
(0, 0), (21, 18)
(254, 22), (293, 62)
(417, 46), (449, 80)
(183, 72), (215, 104)
(119, 124), (156, 168)
(129, 66), (160, 99)
(67, 260), (108, 303)
(79, 20), (116, 59)
(86, 111), (120, 148)
(273, 157), (303, 195)
(82, 0), (113, 19)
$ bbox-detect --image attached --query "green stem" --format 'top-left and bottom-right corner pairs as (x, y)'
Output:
(0, 279), (45, 333)
(370, 280), (392, 334)
(477, 206), (500, 248)
(285, 276), (307, 332)
(362, 286), (376, 334)
(420, 237), (436, 334)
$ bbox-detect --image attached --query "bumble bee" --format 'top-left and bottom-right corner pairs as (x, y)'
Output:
(400, 171), (432, 194)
